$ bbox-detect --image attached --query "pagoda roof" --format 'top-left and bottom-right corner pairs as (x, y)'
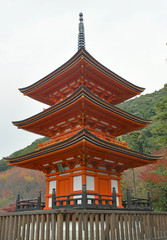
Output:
(4, 129), (161, 174)
(19, 49), (144, 105)
(13, 86), (151, 138)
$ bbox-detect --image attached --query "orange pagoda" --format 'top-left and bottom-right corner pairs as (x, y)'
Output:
(5, 13), (161, 210)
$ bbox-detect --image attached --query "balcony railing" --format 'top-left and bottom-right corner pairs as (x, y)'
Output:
(16, 191), (45, 212)
(122, 189), (152, 211)
(15, 185), (152, 212)
(52, 184), (117, 210)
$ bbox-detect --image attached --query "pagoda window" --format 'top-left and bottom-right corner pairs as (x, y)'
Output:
(86, 175), (94, 191)
(73, 175), (82, 191)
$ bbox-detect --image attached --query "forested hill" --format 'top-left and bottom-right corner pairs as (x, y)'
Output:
(118, 84), (167, 154)
(1, 84), (166, 173)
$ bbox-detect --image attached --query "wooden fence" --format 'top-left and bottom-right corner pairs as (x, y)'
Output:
(0, 209), (167, 240)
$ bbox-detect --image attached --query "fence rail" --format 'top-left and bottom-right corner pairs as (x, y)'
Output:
(0, 209), (167, 240)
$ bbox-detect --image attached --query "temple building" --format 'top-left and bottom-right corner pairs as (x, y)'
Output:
(5, 13), (161, 210)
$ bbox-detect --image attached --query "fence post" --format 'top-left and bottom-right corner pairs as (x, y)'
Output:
(52, 188), (56, 209)
(57, 213), (63, 240)
(16, 194), (20, 212)
(112, 187), (117, 209)
(37, 190), (41, 210)
(147, 192), (152, 210)
(127, 189), (131, 209)
(82, 184), (87, 208)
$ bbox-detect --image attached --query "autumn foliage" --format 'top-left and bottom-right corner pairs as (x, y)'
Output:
(0, 167), (45, 212)
(139, 148), (167, 211)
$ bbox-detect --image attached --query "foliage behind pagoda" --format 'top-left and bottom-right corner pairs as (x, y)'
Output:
(118, 83), (167, 154)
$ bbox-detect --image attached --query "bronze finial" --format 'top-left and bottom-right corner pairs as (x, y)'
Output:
(78, 12), (85, 50)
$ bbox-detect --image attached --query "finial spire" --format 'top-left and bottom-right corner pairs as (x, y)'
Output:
(78, 12), (85, 50)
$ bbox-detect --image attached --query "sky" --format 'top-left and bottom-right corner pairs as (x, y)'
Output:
(0, 0), (167, 159)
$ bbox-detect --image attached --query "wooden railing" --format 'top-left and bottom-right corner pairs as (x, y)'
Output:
(52, 184), (117, 209)
(16, 185), (152, 212)
(0, 209), (167, 240)
(122, 189), (152, 211)
(16, 191), (45, 212)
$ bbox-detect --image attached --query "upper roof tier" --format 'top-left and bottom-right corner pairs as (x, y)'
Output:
(13, 86), (150, 140)
(19, 48), (144, 106)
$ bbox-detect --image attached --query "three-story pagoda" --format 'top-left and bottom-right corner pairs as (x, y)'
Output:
(5, 13), (161, 209)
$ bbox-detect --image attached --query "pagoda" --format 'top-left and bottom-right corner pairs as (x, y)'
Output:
(5, 13), (161, 210)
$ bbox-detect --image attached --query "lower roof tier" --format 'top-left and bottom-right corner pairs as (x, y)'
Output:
(5, 129), (161, 174)
(13, 86), (151, 139)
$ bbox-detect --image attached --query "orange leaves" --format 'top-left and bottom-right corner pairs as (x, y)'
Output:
(24, 175), (34, 182)
(0, 167), (46, 208)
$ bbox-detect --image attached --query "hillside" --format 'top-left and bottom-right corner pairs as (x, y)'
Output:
(118, 84), (167, 154)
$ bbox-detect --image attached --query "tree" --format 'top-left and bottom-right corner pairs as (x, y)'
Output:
(139, 148), (167, 211)
(0, 167), (46, 208)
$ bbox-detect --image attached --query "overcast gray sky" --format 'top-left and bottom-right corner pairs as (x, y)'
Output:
(0, 0), (167, 158)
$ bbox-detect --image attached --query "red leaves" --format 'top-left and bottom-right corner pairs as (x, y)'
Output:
(140, 148), (167, 185)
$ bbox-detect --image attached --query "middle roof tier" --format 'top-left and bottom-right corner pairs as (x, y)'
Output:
(13, 86), (151, 141)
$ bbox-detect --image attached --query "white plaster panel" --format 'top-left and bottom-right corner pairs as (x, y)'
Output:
(49, 197), (52, 208)
(49, 180), (56, 194)
(73, 175), (82, 191)
(117, 196), (119, 207)
(111, 179), (118, 193)
(86, 176), (94, 191)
